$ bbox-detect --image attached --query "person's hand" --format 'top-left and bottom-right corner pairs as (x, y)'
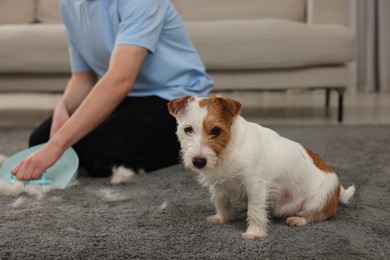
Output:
(10, 142), (64, 181)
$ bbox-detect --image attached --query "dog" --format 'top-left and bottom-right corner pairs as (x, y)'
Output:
(168, 95), (355, 239)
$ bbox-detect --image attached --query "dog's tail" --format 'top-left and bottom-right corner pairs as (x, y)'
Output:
(339, 185), (356, 204)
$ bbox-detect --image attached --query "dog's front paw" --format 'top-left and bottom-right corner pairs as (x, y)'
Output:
(241, 230), (267, 240)
(207, 214), (229, 224)
(241, 224), (268, 240)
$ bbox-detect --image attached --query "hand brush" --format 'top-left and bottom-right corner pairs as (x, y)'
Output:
(0, 143), (79, 192)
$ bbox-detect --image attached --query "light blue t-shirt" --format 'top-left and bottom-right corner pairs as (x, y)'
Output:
(60, 0), (213, 100)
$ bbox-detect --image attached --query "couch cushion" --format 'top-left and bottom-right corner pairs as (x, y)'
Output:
(172, 0), (306, 22)
(185, 19), (355, 70)
(0, 0), (35, 24)
(0, 24), (70, 73)
(37, 0), (62, 23)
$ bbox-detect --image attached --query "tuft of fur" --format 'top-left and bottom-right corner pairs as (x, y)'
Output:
(95, 188), (130, 202)
(159, 200), (169, 210)
(339, 185), (356, 204)
(0, 181), (54, 199)
(10, 196), (27, 208)
(111, 166), (135, 185)
(0, 181), (23, 197)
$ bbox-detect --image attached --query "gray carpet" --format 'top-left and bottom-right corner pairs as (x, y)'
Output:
(0, 125), (389, 259)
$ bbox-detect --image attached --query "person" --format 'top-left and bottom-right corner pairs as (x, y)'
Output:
(11, 0), (213, 180)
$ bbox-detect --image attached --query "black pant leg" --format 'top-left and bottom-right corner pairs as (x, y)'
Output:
(72, 96), (180, 176)
(29, 117), (52, 147)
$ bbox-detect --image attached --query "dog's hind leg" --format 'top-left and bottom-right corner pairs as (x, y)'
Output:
(285, 213), (326, 227)
(286, 184), (341, 227)
(286, 216), (309, 227)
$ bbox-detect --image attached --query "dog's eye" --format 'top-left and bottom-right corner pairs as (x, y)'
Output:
(184, 126), (193, 135)
(210, 127), (222, 137)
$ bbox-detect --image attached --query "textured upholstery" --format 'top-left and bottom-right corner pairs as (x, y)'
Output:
(0, 0), (355, 97)
(0, 24), (69, 73)
(308, 0), (349, 25)
(172, 0), (306, 22)
(36, 0), (62, 23)
(186, 20), (355, 70)
(0, 0), (35, 24)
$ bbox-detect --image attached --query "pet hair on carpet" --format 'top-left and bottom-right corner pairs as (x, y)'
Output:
(9, 196), (27, 208)
(111, 166), (136, 185)
(94, 188), (131, 202)
(0, 181), (23, 197)
(0, 180), (58, 199)
(159, 200), (169, 210)
(0, 153), (48, 198)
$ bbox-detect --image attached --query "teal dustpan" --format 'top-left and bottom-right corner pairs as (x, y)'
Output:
(0, 143), (79, 190)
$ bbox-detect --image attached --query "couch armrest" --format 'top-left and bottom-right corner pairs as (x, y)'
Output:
(307, 0), (349, 26)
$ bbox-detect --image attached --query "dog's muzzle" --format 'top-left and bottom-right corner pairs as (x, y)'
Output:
(192, 157), (207, 169)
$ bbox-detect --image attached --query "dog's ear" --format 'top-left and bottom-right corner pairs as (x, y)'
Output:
(214, 96), (241, 117)
(168, 95), (195, 116)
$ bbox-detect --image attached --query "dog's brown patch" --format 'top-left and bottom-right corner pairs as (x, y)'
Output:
(305, 148), (333, 173)
(199, 96), (241, 156)
(321, 184), (341, 218)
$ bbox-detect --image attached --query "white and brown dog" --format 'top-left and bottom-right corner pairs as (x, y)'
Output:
(168, 95), (355, 240)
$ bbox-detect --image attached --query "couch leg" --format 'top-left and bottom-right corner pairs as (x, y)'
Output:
(337, 88), (345, 123)
(325, 88), (331, 108)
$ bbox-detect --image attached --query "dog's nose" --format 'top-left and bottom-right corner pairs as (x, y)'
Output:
(193, 157), (207, 169)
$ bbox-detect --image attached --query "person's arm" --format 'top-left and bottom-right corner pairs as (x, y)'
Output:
(50, 72), (96, 137)
(11, 45), (148, 180)
(52, 45), (147, 148)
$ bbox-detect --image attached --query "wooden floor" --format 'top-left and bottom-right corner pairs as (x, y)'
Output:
(0, 90), (389, 127)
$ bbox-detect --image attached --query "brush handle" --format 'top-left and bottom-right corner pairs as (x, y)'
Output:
(8, 174), (53, 185)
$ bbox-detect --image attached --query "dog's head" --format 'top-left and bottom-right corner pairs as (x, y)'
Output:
(168, 95), (241, 172)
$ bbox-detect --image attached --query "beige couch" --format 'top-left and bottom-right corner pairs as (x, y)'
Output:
(0, 0), (355, 121)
